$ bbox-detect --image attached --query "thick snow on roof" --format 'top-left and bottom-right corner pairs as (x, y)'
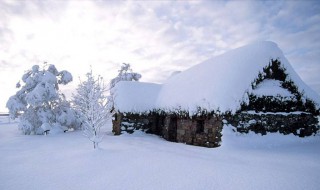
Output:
(113, 41), (320, 114)
(157, 41), (320, 113)
(112, 81), (161, 113)
(251, 79), (293, 98)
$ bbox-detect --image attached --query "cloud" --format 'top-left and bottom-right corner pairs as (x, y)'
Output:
(0, 0), (320, 112)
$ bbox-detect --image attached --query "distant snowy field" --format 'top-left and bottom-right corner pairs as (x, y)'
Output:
(0, 116), (319, 190)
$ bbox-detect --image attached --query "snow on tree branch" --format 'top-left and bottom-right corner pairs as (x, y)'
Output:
(6, 63), (77, 135)
(73, 68), (110, 149)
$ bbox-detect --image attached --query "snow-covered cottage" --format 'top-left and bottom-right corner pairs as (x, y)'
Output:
(111, 41), (320, 148)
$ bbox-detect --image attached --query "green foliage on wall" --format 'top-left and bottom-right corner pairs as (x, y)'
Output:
(244, 59), (319, 115)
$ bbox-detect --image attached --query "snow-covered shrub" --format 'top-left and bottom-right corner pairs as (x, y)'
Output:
(73, 69), (110, 149)
(108, 63), (141, 111)
(6, 63), (76, 135)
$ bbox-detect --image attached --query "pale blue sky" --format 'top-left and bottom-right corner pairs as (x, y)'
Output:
(0, 0), (319, 112)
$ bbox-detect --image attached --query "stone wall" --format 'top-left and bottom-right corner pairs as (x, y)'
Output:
(112, 113), (122, 135)
(112, 111), (319, 148)
(112, 112), (223, 148)
(174, 116), (222, 148)
(227, 112), (319, 137)
(112, 113), (153, 135)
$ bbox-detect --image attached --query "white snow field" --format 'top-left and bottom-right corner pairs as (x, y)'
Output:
(0, 116), (319, 190)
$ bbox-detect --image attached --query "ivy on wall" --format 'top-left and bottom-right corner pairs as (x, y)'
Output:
(242, 59), (319, 115)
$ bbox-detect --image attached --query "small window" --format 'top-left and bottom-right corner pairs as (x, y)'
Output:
(196, 120), (204, 133)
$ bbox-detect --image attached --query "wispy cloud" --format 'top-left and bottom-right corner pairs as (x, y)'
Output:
(0, 0), (319, 111)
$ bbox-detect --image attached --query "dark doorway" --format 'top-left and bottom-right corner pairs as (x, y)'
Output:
(196, 120), (204, 133)
(155, 115), (165, 136)
(168, 117), (177, 142)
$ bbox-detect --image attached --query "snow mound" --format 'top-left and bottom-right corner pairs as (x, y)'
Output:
(251, 79), (293, 98)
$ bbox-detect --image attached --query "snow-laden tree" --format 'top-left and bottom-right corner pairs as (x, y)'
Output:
(73, 69), (109, 149)
(108, 63), (141, 111)
(6, 64), (76, 135)
(109, 63), (142, 89)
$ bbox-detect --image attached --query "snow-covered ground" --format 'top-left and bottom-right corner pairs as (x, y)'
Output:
(0, 116), (319, 190)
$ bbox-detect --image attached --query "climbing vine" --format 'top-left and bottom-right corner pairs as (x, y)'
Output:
(243, 59), (319, 115)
